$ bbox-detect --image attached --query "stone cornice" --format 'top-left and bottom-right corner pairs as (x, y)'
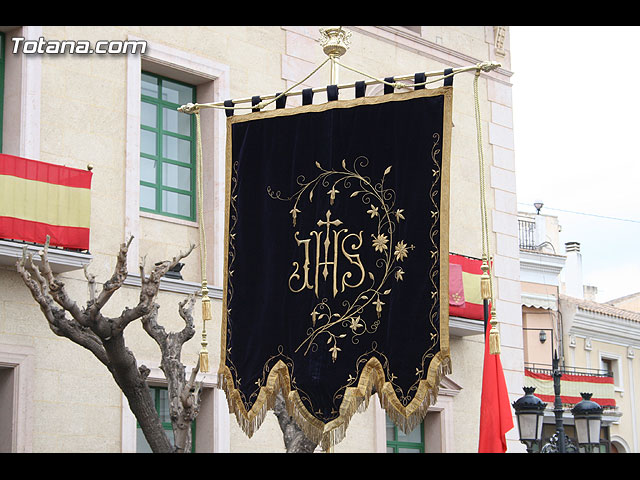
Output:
(565, 297), (640, 347)
(123, 272), (224, 298)
(349, 26), (513, 85)
(519, 250), (566, 286)
(0, 239), (92, 273)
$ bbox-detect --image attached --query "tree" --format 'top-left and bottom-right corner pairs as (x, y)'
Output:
(273, 392), (318, 453)
(17, 235), (318, 453)
(17, 236), (200, 453)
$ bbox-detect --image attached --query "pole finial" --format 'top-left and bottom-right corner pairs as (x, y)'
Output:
(319, 26), (351, 59)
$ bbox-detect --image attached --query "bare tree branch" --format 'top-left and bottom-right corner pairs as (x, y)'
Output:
(113, 243), (196, 334)
(83, 263), (96, 303)
(93, 236), (134, 312)
(16, 247), (109, 366)
(16, 237), (200, 453)
(38, 238), (88, 327)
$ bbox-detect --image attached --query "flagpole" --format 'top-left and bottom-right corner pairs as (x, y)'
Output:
(483, 299), (490, 335)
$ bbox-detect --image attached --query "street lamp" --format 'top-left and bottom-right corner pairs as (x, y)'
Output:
(512, 387), (547, 452)
(513, 384), (604, 452)
(571, 393), (603, 453)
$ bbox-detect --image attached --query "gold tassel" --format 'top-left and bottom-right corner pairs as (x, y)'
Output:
(199, 282), (211, 373)
(480, 255), (491, 300)
(202, 295), (212, 322)
(489, 306), (500, 355)
(199, 322), (210, 373)
(199, 342), (210, 373)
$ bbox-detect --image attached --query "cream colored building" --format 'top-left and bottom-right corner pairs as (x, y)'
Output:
(519, 210), (640, 452)
(0, 26), (523, 453)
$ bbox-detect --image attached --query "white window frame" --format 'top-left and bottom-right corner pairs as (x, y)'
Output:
(600, 351), (623, 393)
(373, 375), (460, 452)
(0, 343), (35, 452)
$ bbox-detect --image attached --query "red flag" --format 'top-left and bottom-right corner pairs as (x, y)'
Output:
(478, 315), (514, 452)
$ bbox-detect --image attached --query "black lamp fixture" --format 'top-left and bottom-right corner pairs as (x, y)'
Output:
(571, 393), (603, 453)
(512, 387), (547, 453)
(539, 329), (547, 344)
(513, 386), (604, 453)
(534, 201), (543, 215)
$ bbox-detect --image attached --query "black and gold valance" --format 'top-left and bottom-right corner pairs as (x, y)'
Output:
(218, 86), (453, 450)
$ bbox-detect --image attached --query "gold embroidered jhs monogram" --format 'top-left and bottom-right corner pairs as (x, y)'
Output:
(289, 209), (366, 297)
(267, 156), (419, 362)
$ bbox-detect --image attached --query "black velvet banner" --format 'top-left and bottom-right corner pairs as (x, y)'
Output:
(219, 87), (453, 449)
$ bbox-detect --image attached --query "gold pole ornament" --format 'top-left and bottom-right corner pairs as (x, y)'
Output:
(489, 306), (501, 355)
(319, 26), (351, 85)
(200, 281), (211, 372)
(480, 255), (491, 301)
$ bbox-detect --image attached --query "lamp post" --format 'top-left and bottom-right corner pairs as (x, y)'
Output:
(571, 393), (603, 453)
(550, 351), (567, 453)
(512, 387), (547, 453)
(516, 329), (604, 452)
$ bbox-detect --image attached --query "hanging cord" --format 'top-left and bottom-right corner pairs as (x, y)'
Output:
(332, 57), (456, 91)
(181, 57), (332, 115)
(473, 69), (500, 355)
(250, 57), (332, 111)
(194, 109), (212, 372)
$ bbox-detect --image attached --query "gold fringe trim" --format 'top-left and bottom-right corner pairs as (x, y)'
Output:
(217, 351), (451, 451)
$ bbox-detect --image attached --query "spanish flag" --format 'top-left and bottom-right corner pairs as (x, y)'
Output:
(525, 368), (615, 407)
(0, 154), (92, 250)
(448, 253), (484, 320)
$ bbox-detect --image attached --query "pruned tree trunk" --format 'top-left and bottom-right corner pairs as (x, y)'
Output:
(16, 236), (200, 453)
(273, 392), (318, 453)
(142, 295), (201, 452)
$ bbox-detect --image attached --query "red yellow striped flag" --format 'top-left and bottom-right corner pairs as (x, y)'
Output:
(448, 253), (484, 320)
(0, 153), (92, 250)
(525, 369), (616, 407)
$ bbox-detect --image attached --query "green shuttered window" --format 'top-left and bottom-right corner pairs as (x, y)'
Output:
(140, 72), (196, 221)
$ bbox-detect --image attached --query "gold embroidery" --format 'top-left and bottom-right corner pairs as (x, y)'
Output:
(269, 156), (414, 362)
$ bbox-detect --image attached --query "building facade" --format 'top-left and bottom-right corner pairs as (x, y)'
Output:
(518, 210), (640, 452)
(0, 26), (522, 452)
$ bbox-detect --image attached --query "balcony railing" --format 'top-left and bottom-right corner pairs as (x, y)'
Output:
(518, 218), (536, 250)
(524, 363), (616, 410)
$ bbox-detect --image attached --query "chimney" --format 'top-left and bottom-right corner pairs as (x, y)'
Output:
(583, 285), (598, 301)
(564, 242), (583, 299)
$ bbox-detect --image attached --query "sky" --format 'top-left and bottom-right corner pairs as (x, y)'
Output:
(509, 26), (640, 303)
